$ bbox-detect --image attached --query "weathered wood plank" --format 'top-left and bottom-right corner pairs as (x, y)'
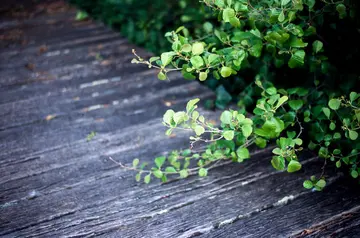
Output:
(1, 1), (359, 238)
(197, 178), (360, 238)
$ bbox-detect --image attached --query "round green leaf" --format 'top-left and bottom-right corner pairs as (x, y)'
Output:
(312, 40), (323, 54)
(271, 156), (285, 170)
(192, 42), (204, 55)
(198, 168), (208, 177)
(220, 66), (232, 78)
(288, 50), (305, 68)
(158, 71), (167, 80)
(236, 147), (250, 161)
(349, 130), (358, 140)
(181, 44), (192, 53)
(132, 158), (140, 167)
(179, 169), (189, 178)
(288, 100), (304, 111)
(194, 125), (205, 136)
(220, 111), (232, 124)
(303, 180), (313, 189)
(351, 170), (359, 178)
(242, 124), (253, 138)
(199, 72), (208, 81)
(144, 174), (151, 184)
(316, 179), (326, 188)
(223, 8), (235, 22)
(328, 99), (341, 110)
(223, 130), (235, 141)
(190, 56), (204, 68)
(287, 160), (302, 173)
(153, 170), (163, 179)
(135, 173), (141, 182)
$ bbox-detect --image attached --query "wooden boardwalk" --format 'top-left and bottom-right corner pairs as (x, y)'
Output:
(1, 1), (360, 237)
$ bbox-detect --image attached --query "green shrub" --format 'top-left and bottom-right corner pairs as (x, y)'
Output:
(70, 0), (215, 53)
(129, 0), (360, 189)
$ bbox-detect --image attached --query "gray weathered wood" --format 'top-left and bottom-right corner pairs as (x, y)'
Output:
(1, 1), (359, 237)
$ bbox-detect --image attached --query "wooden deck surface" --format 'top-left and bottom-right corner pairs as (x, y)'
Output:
(1, 1), (360, 237)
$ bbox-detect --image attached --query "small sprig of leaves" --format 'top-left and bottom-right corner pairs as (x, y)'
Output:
(123, 83), (318, 184)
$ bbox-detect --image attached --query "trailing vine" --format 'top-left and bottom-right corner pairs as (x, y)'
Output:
(127, 0), (359, 189)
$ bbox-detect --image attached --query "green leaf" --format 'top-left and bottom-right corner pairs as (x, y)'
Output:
(328, 99), (341, 110)
(242, 124), (253, 138)
(349, 130), (358, 140)
(132, 158), (140, 167)
(220, 66), (233, 78)
(220, 111), (232, 124)
(144, 174), (151, 184)
(190, 56), (204, 68)
(208, 54), (220, 65)
(186, 98), (200, 113)
(149, 57), (160, 63)
(350, 92), (359, 103)
(312, 40), (323, 54)
(179, 169), (189, 178)
(336, 4), (347, 19)
(287, 131), (296, 139)
(158, 71), (167, 80)
(304, 0), (315, 9)
(173, 111), (187, 124)
(255, 137), (267, 148)
(351, 170), (359, 178)
(198, 168), (208, 177)
(287, 160), (302, 172)
(290, 37), (308, 48)
(192, 42), (204, 55)
(199, 72), (208, 81)
(318, 147), (328, 158)
(333, 132), (341, 140)
(165, 167), (177, 173)
(322, 107), (331, 119)
(181, 44), (192, 53)
(281, 0), (291, 6)
(203, 22), (213, 33)
(76, 11), (88, 21)
(294, 138), (303, 145)
(223, 8), (235, 22)
(153, 170), (163, 178)
(272, 148), (282, 155)
(266, 87), (277, 95)
(161, 52), (176, 66)
(135, 173), (141, 182)
(163, 109), (175, 125)
(223, 130), (235, 141)
(303, 180), (313, 189)
(329, 122), (336, 130)
(271, 156), (285, 170)
(215, 0), (225, 8)
(194, 125), (205, 136)
(288, 50), (305, 68)
(229, 17), (241, 28)
(288, 100), (304, 111)
(236, 147), (250, 162)
(278, 11), (285, 22)
(316, 179), (326, 188)
(155, 156), (166, 168)
(275, 96), (289, 109)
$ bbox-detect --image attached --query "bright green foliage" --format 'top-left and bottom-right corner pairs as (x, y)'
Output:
(126, 0), (359, 189)
(70, 0), (213, 54)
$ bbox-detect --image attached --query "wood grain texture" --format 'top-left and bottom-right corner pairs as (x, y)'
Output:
(1, 1), (359, 237)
